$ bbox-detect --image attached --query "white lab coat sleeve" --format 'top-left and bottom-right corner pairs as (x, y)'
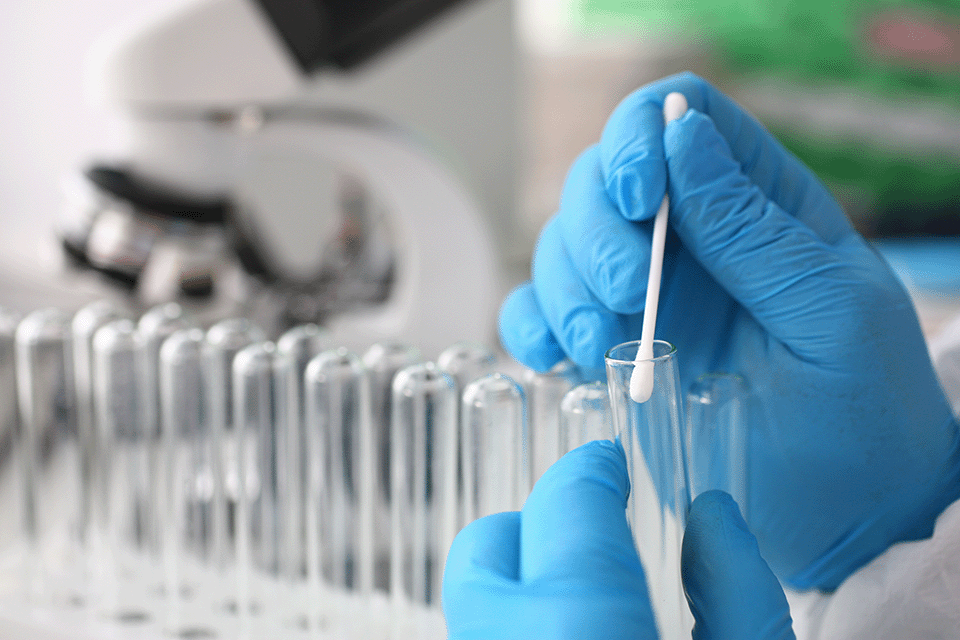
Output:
(784, 495), (960, 640)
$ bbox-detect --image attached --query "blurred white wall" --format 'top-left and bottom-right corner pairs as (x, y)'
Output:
(0, 0), (182, 272)
(0, 0), (589, 284)
(0, 0), (552, 281)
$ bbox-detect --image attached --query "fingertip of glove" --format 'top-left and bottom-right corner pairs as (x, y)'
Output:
(604, 163), (665, 222)
(564, 309), (623, 371)
(663, 109), (731, 161)
(592, 246), (648, 314)
(498, 285), (565, 373)
(686, 490), (751, 548)
(447, 511), (522, 582)
(534, 439), (631, 509)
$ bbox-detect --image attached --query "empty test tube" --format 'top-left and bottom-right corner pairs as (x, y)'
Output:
(16, 308), (81, 604)
(605, 339), (691, 640)
(91, 319), (151, 622)
(204, 318), (265, 585)
(686, 373), (749, 519)
(461, 374), (527, 523)
(0, 308), (20, 566)
(362, 342), (421, 592)
(390, 363), (457, 609)
(232, 342), (277, 628)
(160, 328), (218, 638)
(273, 324), (330, 582)
(72, 300), (127, 554)
(523, 360), (581, 487)
(304, 349), (375, 635)
(560, 382), (614, 455)
(438, 342), (498, 531)
(437, 342), (498, 393)
(138, 304), (195, 561)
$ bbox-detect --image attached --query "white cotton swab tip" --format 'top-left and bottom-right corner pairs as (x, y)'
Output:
(662, 91), (689, 127)
(629, 91), (688, 403)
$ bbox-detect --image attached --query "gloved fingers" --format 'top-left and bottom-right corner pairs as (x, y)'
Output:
(520, 440), (646, 589)
(682, 491), (795, 640)
(498, 282), (566, 373)
(664, 108), (861, 359)
(600, 72), (854, 246)
(444, 511), (521, 585)
(532, 217), (629, 370)
(442, 511), (522, 637)
(556, 145), (653, 315)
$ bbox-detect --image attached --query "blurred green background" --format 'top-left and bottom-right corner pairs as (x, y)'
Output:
(577, 0), (960, 238)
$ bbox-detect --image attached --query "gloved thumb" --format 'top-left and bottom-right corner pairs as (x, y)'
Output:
(682, 491), (795, 640)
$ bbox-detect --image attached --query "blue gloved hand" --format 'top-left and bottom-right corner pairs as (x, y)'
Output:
(682, 491), (794, 640)
(442, 440), (656, 640)
(443, 441), (796, 640)
(499, 72), (960, 589)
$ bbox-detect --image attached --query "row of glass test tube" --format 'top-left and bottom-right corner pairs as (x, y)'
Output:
(2, 300), (641, 640)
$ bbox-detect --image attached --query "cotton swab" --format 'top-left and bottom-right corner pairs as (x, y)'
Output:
(629, 92), (688, 403)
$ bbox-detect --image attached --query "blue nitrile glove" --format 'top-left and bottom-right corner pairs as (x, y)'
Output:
(443, 440), (656, 640)
(443, 441), (796, 640)
(499, 72), (960, 590)
(683, 490), (794, 640)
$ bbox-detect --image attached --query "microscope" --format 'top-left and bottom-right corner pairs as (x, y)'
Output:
(60, 0), (518, 357)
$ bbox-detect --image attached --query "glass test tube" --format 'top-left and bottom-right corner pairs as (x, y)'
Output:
(232, 342), (276, 631)
(390, 363), (457, 610)
(72, 300), (127, 556)
(935, 343), (960, 418)
(437, 342), (498, 531)
(437, 342), (497, 392)
(160, 328), (218, 639)
(204, 318), (265, 591)
(304, 349), (375, 635)
(92, 319), (151, 623)
(138, 303), (195, 562)
(0, 308), (20, 574)
(686, 373), (749, 520)
(16, 308), (81, 605)
(461, 374), (527, 523)
(605, 339), (691, 640)
(560, 382), (614, 455)
(362, 342), (421, 593)
(523, 359), (581, 487)
(273, 324), (330, 583)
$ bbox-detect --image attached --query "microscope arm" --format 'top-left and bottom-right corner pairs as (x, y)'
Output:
(255, 0), (477, 71)
(94, 0), (475, 111)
